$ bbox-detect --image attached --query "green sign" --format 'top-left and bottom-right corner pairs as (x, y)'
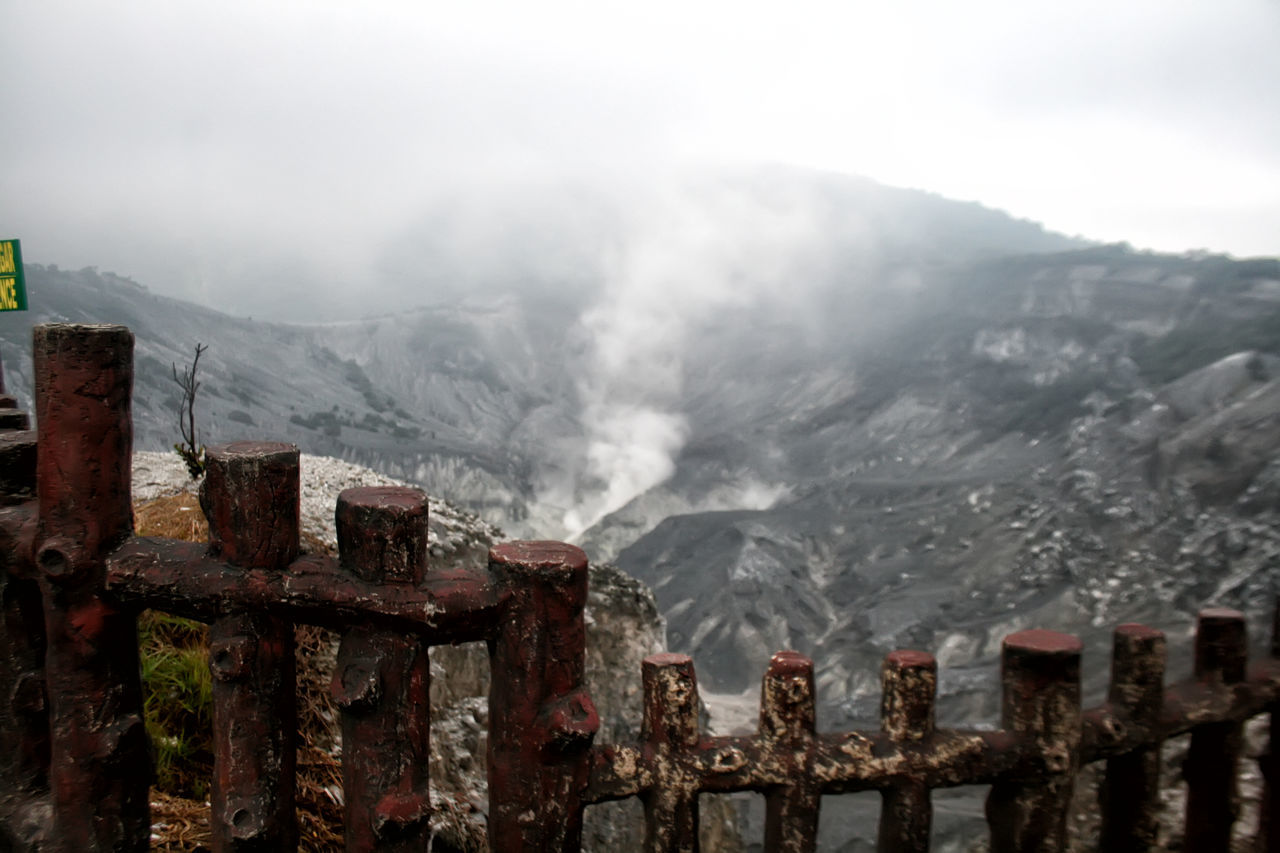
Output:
(0, 240), (26, 311)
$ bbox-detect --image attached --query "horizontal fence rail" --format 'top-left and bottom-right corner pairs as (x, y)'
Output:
(0, 323), (1275, 852)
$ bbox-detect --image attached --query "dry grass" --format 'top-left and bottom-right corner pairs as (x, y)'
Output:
(135, 492), (345, 851)
(135, 491), (209, 542)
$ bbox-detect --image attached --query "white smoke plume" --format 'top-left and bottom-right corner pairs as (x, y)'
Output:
(551, 171), (826, 539)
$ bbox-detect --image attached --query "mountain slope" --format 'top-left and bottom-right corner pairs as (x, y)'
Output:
(613, 245), (1280, 719)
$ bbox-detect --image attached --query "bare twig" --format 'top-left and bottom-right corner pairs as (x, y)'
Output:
(171, 343), (207, 479)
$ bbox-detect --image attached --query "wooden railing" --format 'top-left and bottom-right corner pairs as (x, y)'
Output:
(0, 323), (1275, 852)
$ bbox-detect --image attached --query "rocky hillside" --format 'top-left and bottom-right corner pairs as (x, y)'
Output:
(614, 246), (1280, 712)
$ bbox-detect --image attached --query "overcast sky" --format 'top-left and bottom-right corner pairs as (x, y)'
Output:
(3, 0), (1278, 316)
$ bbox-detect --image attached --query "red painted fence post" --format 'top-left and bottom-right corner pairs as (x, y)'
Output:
(0, 389), (44, 847)
(201, 441), (301, 852)
(986, 629), (1082, 853)
(1097, 623), (1165, 852)
(1183, 608), (1247, 853)
(761, 650), (820, 852)
(878, 650), (937, 853)
(487, 541), (598, 851)
(0, 417), (43, 788)
(1261, 601), (1280, 853)
(642, 652), (701, 852)
(331, 486), (433, 851)
(33, 323), (150, 852)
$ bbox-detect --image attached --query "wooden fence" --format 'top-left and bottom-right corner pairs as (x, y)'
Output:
(0, 323), (1276, 852)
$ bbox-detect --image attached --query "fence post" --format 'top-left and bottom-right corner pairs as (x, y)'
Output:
(201, 441), (300, 852)
(642, 652), (701, 853)
(331, 486), (432, 851)
(0, 411), (46, 849)
(1183, 607), (1246, 853)
(1098, 623), (1165, 852)
(986, 629), (1081, 853)
(33, 323), (150, 852)
(0, 422), (42, 775)
(487, 541), (598, 851)
(761, 650), (819, 852)
(1261, 601), (1280, 853)
(878, 650), (937, 853)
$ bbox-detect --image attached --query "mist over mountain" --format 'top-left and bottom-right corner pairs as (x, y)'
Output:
(1, 168), (1080, 533)
(4, 166), (1279, 847)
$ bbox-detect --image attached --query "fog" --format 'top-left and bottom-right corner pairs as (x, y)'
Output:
(3, 0), (1279, 324)
(6, 1), (1279, 533)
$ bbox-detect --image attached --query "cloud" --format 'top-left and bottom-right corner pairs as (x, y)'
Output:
(2, 0), (1277, 317)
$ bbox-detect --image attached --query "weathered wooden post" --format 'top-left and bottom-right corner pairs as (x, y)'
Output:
(1183, 608), (1247, 853)
(986, 629), (1082, 853)
(1261, 601), (1280, 853)
(1098, 623), (1165, 852)
(761, 650), (820, 852)
(201, 441), (301, 852)
(34, 323), (150, 851)
(0, 384), (44, 846)
(642, 652), (701, 852)
(331, 486), (433, 851)
(487, 541), (598, 851)
(878, 650), (937, 853)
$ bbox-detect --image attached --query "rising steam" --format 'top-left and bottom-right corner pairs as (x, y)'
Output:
(551, 172), (824, 539)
